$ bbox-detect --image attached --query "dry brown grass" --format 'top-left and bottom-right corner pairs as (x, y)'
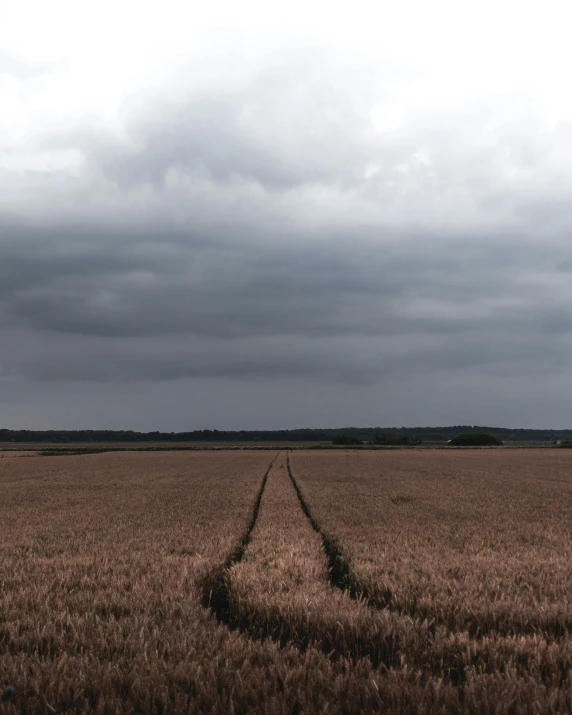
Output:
(3, 448), (572, 713)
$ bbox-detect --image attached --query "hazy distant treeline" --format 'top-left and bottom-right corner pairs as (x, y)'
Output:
(0, 426), (570, 444)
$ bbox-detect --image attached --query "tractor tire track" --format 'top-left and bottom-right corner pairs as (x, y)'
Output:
(212, 453), (425, 669)
(286, 454), (572, 641)
(199, 454), (464, 679)
(200, 452), (279, 625)
(284, 454), (572, 684)
(200, 453), (420, 669)
(286, 454), (372, 602)
(200, 454), (569, 688)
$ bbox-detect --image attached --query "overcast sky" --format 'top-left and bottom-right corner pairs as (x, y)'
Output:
(2, 0), (572, 430)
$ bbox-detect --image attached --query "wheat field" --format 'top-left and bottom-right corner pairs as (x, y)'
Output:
(1, 448), (572, 713)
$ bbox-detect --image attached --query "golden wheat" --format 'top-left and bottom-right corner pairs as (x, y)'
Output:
(290, 449), (572, 634)
(3, 448), (572, 713)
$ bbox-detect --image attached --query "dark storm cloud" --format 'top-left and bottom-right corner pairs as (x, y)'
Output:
(3, 207), (572, 388)
(3, 47), (572, 431)
(0, 213), (558, 345)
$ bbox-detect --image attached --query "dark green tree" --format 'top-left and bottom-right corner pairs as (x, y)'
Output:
(449, 432), (502, 446)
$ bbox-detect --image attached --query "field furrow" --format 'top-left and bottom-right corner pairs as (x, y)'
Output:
(201, 452), (278, 624)
(290, 449), (572, 637)
(287, 453), (572, 684)
(224, 453), (464, 672)
(287, 453), (369, 598)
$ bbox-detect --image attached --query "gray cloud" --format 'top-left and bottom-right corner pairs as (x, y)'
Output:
(2, 46), (572, 428)
(0, 223), (545, 339)
(90, 50), (384, 192)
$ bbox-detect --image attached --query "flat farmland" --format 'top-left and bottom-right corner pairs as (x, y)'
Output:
(2, 449), (572, 713)
(291, 450), (572, 633)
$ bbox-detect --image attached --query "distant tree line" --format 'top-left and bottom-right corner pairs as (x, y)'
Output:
(332, 433), (423, 446)
(0, 426), (569, 444)
(448, 432), (503, 446)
